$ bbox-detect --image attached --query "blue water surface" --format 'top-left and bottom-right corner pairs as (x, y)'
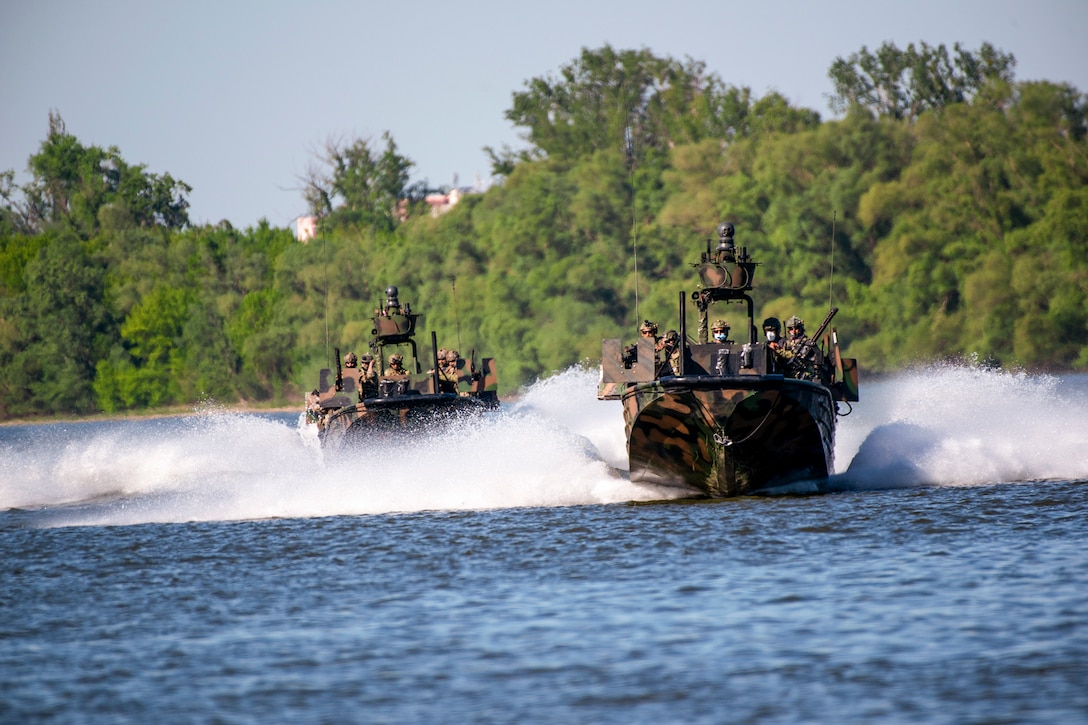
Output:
(3, 369), (1088, 723)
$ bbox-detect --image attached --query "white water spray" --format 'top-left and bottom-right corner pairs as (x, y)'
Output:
(836, 366), (1088, 488)
(0, 368), (674, 526)
(2, 366), (1086, 526)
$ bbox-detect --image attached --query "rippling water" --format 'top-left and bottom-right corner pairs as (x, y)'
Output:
(2, 368), (1087, 722)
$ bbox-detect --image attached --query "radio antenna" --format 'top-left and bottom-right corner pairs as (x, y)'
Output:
(828, 210), (837, 310)
(323, 233), (330, 369)
(632, 208), (640, 324)
(627, 124), (640, 325)
(452, 278), (462, 352)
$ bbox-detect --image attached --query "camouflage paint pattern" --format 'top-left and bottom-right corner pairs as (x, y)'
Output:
(305, 286), (498, 450)
(597, 221), (858, 497)
(315, 357), (498, 452)
(621, 376), (835, 497)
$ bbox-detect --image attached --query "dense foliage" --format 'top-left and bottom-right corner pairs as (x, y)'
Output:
(2, 43), (1086, 419)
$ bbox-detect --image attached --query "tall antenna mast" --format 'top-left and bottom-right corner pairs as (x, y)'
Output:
(632, 206), (640, 324)
(828, 210), (837, 310)
(626, 124), (640, 325)
(452, 278), (462, 352)
(323, 233), (330, 369)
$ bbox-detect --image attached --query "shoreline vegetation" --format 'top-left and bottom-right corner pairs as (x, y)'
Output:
(5, 366), (1083, 427)
(2, 42), (1085, 422)
(0, 401), (303, 428)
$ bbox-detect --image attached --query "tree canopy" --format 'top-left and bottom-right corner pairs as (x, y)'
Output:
(1, 43), (1086, 420)
(828, 41), (1017, 121)
(301, 131), (425, 233)
(2, 112), (191, 238)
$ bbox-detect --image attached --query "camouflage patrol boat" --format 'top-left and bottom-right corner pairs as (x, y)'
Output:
(306, 286), (498, 450)
(598, 223), (859, 497)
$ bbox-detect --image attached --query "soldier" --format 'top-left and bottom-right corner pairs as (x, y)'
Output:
(343, 352), (358, 368)
(763, 317), (783, 348)
(711, 319), (731, 344)
(658, 329), (682, 377)
(639, 320), (659, 344)
(384, 352), (408, 376)
(438, 349), (460, 393)
(782, 316), (820, 381)
(624, 320), (661, 368)
(762, 317), (788, 373)
(305, 389), (323, 426)
(358, 354), (379, 399)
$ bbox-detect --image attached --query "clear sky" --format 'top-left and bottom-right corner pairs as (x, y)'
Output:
(2, 0), (1085, 230)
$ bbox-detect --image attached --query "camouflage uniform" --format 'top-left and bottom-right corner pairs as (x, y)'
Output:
(438, 350), (460, 393)
(762, 317), (788, 373)
(658, 330), (682, 377)
(711, 319), (731, 344)
(782, 316), (821, 381)
(305, 389), (323, 426)
(626, 320), (661, 368)
(384, 353), (408, 377)
(358, 355), (379, 399)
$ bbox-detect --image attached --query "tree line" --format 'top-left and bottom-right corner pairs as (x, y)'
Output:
(1, 42), (1085, 420)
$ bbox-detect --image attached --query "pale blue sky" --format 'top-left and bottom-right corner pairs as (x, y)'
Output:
(3, 0), (1085, 229)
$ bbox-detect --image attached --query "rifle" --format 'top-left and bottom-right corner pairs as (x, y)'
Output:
(812, 307), (839, 345)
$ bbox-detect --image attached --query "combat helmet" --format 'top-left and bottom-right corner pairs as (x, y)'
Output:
(785, 316), (805, 331)
(711, 319), (729, 331)
(343, 352), (358, 367)
(762, 317), (781, 332)
(389, 353), (404, 364)
(663, 329), (680, 347)
(639, 320), (659, 336)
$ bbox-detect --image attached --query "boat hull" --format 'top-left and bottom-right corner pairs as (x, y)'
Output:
(319, 394), (494, 452)
(622, 375), (835, 497)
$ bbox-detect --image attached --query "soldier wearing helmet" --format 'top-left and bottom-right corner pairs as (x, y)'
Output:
(639, 320), (659, 343)
(384, 352), (407, 376)
(343, 351), (358, 368)
(437, 349), (460, 393)
(782, 316), (820, 380)
(762, 317), (782, 344)
(358, 353), (379, 399)
(658, 329), (682, 377)
(761, 317), (788, 372)
(785, 316), (806, 340)
(711, 319), (731, 344)
(623, 320), (661, 370)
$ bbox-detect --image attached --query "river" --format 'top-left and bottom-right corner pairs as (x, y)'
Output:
(2, 366), (1086, 722)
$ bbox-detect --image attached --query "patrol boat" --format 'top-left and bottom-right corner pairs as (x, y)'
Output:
(598, 222), (859, 497)
(306, 286), (498, 450)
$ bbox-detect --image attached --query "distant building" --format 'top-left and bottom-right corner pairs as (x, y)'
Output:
(296, 215), (317, 242)
(405, 174), (494, 220)
(425, 187), (461, 218)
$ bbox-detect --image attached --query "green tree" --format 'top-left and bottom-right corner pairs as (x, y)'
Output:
(828, 41), (1016, 121)
(4, 112), (191, 238)
(502, 45), (818, 172)
(0, 231), (112, 416)
(302, 132), (423, 233)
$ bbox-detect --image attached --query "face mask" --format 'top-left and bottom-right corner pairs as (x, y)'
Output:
(713, 332), (726, 342)
(765, 331), (776, 342)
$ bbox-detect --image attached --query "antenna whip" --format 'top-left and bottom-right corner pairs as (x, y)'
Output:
(323, 233), (330, 370)
(452, 278), (462, 352)
(828, 210), (837, 310)
(627, 123), (640, 325)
